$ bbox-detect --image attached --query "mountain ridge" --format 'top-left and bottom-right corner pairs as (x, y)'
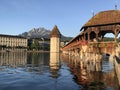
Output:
(19, 27), (72, 41)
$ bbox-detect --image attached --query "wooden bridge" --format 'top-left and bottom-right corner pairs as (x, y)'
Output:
(61, 10), (120, 57)
(62, 41), (116, 56)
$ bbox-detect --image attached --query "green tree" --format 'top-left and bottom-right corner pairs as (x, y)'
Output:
(30, 40), (39, 50)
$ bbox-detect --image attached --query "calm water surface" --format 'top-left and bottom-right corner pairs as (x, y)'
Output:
(0, 52), (119, 90)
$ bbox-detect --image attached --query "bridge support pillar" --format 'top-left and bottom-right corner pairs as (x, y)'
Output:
(95, 30), (99, 41)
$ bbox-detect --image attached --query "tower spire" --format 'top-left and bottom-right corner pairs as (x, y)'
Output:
(115, 0), (118, 10)
(91, 10), (94, 17)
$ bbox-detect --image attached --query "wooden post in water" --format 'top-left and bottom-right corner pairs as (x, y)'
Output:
(50, 25), (61, 69)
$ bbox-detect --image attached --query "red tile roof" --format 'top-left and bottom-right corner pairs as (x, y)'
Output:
(82, 10), (120, 28)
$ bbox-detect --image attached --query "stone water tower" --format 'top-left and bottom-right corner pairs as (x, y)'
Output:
(50, 25), (61, 53)
(50, 25), (61, 69)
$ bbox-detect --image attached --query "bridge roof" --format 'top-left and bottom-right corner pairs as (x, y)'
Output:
(81, 10), (120, 29)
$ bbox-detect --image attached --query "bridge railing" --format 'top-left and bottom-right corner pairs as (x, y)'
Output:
(61, 41), (117, 51)
(61, 41), (82, 51)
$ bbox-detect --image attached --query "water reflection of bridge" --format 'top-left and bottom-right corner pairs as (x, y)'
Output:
(61, 54), (118, 89)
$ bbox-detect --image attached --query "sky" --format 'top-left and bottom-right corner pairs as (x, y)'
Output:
(0, 0), (119, 37)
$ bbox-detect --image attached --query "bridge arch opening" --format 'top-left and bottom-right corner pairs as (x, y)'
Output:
(102, 53), (110, 60)
(90, 31), (96, 41)
(103, 33), (114, 41)
(105, 53), (110, 56)
(117, 31), (120, 42)
(85, 33), (88, 40)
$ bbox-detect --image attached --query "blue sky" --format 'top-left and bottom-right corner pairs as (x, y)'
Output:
(0, 0), (119, 37)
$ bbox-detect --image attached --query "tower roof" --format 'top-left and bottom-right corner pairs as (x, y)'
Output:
(82, 10), (120, 29)
(50, 25), (61, 37)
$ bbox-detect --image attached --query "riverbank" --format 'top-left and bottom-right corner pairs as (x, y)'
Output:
(0, 49), (50, 53)
(27, 50), (50, 53)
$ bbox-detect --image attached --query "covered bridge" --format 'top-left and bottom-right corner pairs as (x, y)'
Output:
(62, 10), (120, 55)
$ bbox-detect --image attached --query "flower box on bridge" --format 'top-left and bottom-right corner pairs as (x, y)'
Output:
(88, 42), (116, 48)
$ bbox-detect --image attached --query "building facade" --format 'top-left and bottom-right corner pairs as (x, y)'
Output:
(0, 34), (27, 49)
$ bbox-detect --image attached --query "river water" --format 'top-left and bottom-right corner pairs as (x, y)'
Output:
(0, 52), (119, 90)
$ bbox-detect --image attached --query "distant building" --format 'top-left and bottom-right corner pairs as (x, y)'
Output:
(0, 34), (27, 49)
(60, 41), (69, 47)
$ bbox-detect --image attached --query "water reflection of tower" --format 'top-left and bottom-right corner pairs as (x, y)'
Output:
(50, 25), (61, 78)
